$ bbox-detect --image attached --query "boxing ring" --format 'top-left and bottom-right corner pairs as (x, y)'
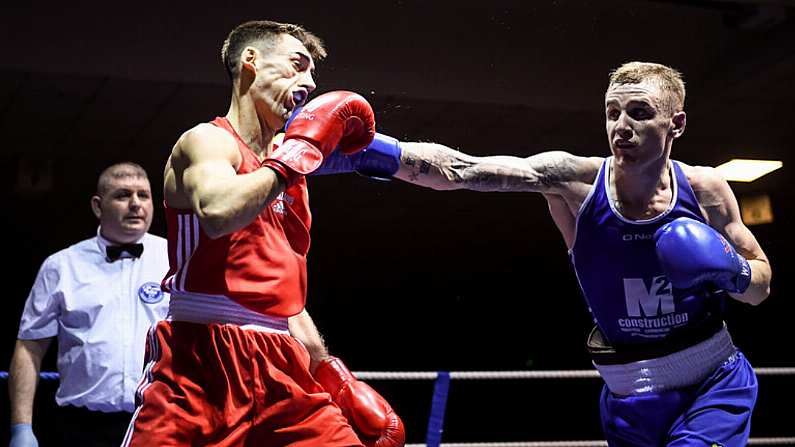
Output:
(4, 367), (794, 446)
(353, 368), (795, 447)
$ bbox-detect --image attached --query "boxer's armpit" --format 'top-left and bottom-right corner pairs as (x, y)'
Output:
(396, 143), (590, 193)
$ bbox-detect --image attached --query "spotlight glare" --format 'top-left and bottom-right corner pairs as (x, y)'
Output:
(715, 159), (782, 182)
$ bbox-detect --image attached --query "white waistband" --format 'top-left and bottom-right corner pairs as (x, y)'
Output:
(167, 292), (290, 334)
(594, 325), (737, 396)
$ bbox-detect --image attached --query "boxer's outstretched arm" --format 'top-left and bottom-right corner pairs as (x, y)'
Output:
(169, 124), (285, 239)
(394, 142), (600, 194)
(690, 166), (772, 305)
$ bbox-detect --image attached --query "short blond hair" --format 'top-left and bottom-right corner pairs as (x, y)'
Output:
(608, 62), (685, 115)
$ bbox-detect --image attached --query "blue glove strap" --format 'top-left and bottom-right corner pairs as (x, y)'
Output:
(312, 133), (402, 179)
(732, 254), (752, 294)
(354, 133), (402, 180)
(287, 102), (402, 179)
(312, 151), (360, 175)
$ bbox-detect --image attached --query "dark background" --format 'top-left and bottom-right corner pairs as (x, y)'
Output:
(1, 0), (793, 444)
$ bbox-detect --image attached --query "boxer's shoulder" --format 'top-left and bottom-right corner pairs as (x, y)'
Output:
(681, 163), (731, 205)
(579, 155), (605, 178)
(679, 162), (724, 190)
(174, 123), (240, 165)
(531, 152), (602, 184)
(179, 122), (236, 150)
(562, 154), (603, 194)
(679, 162), (737, 227)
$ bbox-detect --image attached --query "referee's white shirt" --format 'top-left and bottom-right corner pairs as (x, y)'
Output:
(17, 230), (170, 413)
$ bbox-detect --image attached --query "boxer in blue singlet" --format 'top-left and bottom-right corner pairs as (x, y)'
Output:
(314, 61), (772, 446)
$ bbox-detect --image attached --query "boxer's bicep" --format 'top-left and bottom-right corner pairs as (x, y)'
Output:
(175, 125), (283, 238)
(708, 172), (772, 300)
(183, 160), (239, 215)
(694, 168), (763, 260)
(396, 143), (596, 193)
(723, 216), (772, 301)
(712, 175), (768, 264)
(178, 126), (240, 215)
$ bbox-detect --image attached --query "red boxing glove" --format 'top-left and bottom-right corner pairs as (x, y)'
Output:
(314, 357), (405, 447)
(263, 91), (375, 185)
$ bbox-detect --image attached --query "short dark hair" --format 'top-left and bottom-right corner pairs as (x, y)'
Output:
(96, 162), (149, 196)
(221, 20), (327, 81)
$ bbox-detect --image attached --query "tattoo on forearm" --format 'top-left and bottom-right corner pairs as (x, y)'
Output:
(401, 144), (580, 192)
(459, 153), (577, 192)
(535, 161), (571, 188)
(467, 170), (497, 186)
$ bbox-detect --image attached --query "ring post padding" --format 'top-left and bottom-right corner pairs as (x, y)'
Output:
(426, 371), (451, 447)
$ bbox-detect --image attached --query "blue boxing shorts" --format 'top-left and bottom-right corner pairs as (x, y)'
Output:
(599, 350), (757, 446)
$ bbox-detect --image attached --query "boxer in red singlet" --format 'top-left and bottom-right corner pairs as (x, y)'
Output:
(122, 20), (404, 447)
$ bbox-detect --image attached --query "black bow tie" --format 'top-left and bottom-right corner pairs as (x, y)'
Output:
(106, 243), (144, 261)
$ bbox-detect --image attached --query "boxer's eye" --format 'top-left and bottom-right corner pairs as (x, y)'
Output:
(629, 108), (653, 120)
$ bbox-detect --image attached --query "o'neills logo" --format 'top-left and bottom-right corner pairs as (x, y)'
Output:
(622, 233), (653, 241)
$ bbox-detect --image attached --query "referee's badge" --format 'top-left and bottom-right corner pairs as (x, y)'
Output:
(138, 282), (164, 304)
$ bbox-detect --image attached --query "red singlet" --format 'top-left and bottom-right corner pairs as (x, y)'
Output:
(162, 117), (311, 317)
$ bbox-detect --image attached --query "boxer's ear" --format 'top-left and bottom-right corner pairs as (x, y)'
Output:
(671, 111), (686, 139)
(240, 47), (258, 75)
(91, 195), (102, 219)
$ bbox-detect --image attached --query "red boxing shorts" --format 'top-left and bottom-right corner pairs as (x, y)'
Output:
(122, 320), (363, 447)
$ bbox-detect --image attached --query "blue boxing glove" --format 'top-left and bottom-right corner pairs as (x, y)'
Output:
(285, 105), (401, 180)
(313, 133), (402, 180)
(10, 423), (38, 447)
(654, 217), (751, 294)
